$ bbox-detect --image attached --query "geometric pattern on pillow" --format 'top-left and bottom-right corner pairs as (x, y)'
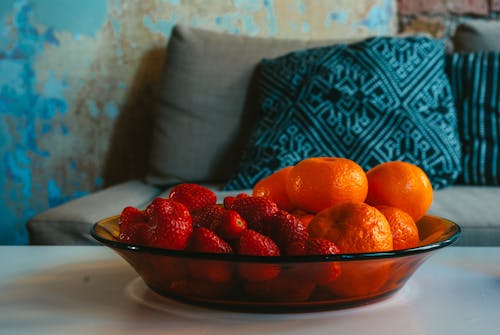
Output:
(225, 37), (462, 190)
(446, 52), (500, 185)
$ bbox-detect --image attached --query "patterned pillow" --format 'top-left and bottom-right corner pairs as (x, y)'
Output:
(224, 37), (462, 190)
(446, 52), (500, 185)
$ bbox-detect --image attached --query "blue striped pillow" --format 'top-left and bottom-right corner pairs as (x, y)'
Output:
(446, 52), (500, 185)
(225, 37), (462, 190)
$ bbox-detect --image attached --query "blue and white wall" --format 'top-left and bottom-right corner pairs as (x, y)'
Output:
(0, 0), (396, 244)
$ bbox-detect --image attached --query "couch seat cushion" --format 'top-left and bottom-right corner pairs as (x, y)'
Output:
(27, 181), (161, 245)
(430, 186), (500, 246)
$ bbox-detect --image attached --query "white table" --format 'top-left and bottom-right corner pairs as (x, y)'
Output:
(0, 246), (499, 334)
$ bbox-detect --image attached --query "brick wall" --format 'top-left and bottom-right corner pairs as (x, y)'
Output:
(398, 0), (499, 39)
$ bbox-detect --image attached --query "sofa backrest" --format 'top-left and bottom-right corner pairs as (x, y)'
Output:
(146, 24), (359, 187)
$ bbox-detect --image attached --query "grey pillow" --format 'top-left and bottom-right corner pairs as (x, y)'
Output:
(452, 20), (500, 52)
(146, 24), (354, 186)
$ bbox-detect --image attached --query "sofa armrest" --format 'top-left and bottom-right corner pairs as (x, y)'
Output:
(26, 180), (162, 245)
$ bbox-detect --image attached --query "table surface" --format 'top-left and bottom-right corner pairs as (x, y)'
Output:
(0, 246), (499, 335)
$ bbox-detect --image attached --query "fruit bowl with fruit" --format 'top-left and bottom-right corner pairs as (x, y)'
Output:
(91, 158), (461, 312)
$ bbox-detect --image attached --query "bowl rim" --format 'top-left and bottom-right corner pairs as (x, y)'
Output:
(90, 214), (461, 263)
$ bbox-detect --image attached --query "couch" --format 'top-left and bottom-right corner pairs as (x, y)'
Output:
(27, 22), (500, 246)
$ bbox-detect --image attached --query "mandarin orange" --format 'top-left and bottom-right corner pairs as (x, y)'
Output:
(308, 202), (393, 297)
(366, 161), (433, 222)
(325, 258), (392, 298)
(307, 202), (393, 253)
(285, 157), (368, 213)
(290, 209), (315, 228)
(375, 205), (420, 250)
(252, 166), (294, 211)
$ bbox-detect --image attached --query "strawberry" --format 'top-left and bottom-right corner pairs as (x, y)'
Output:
(150, 256), (188, 282)
(237, 229), (280, 256)
(148, 197), (193, 250)
(169, 183), (217, 212)
(118, 221), (154, 245)
(169, 279), (234, 299)
(223, 193), (249, 209)
(228, 196), (278, 233)
(119, 206), (147, 226)
(191, 204), (225, 230)
(290, 209), (315, 228)
(188, 227), (233, 254)
(267, 210), (309, 255)
(192, 206), (247, 240)
(118, 206), (153, 245)
(188, 227), (233, 283)
(305, 238), (341, 284)
(223, 196), (236, 209)
(285, 240), (307, 256)
(306, 238), (340, 255)
(118, 222), (154, 245)
(237, 229), (280, 281)
(223, 196), (234, 210)
(244, 276), (316, 302)
(216, 210), (247, 240)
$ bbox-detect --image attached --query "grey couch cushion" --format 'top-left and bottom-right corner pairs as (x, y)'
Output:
(146, 24), (355, 186)
(452, 20), (500, 52)
(429, 186), (500, 246)
(27, 180), (161, 245)
(27, 181), (500, 246)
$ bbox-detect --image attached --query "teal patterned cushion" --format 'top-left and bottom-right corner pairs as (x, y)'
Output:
(224, 37), (462, 190)
(446, 52), (500, 185)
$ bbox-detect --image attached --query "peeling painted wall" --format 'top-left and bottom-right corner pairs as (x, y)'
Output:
(0, 0), (397, 244)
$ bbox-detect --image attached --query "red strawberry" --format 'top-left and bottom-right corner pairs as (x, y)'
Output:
(291, 209), (315, 228)
(169, 183), (216, 212)
(188, 227), (233, 283)
(306, 238), (340, 255)
(169, 279), (234, 299)
(223, 196), (236, 209)
(150, 255), (188, 282)
(191, 204), (225, 230)
(118, 222), (154, 245)
(223, 193), (249, 209)
(188, 227), (233, 254)
(119, 206), (147, 226)
(237, 229), (280, 281)
(305, 238), (341, 284)
(148, 197), (193, 250)
(285, 240), (307, 256)
(118, 206), (153, 245)
(228, 196), (278, 233)
(216, 210), (247, 240)
(267, 210), (309, 255)
(244, 276), (316, 302)
(238, 229), (280, 256)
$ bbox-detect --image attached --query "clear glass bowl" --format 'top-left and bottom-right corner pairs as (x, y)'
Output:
(91, 215), (460, 312)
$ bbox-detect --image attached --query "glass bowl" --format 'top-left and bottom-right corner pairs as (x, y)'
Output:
(91, 215), (460, 312)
